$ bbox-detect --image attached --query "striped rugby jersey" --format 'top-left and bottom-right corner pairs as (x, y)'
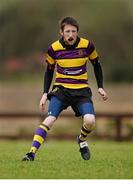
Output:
(46, 37), (99, 89)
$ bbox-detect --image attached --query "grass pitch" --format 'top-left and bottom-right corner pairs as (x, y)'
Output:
(0, 140), (133, 179)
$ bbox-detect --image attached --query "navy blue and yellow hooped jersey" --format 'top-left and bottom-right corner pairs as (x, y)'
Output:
(46, 37), (99, 89)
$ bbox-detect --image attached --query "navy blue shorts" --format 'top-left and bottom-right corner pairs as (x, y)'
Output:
(47, 96), (95, 118)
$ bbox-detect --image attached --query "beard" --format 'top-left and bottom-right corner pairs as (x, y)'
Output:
(66, 37), (76, 45)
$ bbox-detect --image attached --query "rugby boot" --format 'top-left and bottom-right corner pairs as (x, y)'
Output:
(77, 136), (90, 160)
(22, 152), (35, 161)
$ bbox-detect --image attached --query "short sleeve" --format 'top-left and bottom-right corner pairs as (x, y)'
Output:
(88, 42), (99, 60)
(46, 46), (56, 65)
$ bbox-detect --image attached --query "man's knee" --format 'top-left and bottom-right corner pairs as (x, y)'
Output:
(42, 116), (56, 128)
(83, 114), (95, 129)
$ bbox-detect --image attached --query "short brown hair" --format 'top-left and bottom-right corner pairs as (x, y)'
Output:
(59, 17), (79, 31)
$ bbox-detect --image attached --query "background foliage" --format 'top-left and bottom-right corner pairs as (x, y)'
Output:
(0, 0), (133, 82)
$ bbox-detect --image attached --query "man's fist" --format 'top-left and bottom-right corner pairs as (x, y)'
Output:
(39, 93), (47, 111)
(98, 88), (108, 101)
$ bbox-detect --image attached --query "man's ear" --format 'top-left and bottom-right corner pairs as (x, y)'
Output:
(59, 29), (63, 36)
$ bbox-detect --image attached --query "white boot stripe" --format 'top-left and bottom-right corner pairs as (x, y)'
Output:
(79, 141), (88, 148)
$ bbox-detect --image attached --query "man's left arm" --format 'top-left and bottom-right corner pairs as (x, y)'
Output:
(88, 41), (108, 101)
(90, 59), (108, 101)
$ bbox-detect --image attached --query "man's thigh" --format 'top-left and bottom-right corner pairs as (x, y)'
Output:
(47, 96), (67, 118)
(76, 102), (95, 116)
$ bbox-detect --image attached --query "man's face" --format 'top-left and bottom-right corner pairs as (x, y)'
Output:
(60, 24), (78, 45)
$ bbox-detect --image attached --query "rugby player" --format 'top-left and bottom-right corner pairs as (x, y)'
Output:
(22, 17), (108, 161)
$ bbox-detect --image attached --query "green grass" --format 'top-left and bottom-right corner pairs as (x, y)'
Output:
(0, 140), (133, 179)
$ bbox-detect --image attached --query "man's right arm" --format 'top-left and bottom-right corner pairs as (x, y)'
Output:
(40, 63), (55, 111)
(43, 63), (55, 94)
(40, 45), (56, 111)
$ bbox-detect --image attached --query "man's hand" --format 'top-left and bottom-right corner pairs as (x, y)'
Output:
(98, 88), (108, 101)
(39, 93), (47, 111)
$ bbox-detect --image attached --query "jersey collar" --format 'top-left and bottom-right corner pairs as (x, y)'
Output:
(59, 36), (80, 49)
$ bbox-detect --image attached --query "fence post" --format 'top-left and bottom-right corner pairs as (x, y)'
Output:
(115, 116), (122, 141)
